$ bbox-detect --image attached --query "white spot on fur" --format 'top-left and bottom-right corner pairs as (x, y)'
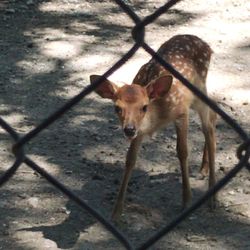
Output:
(201, 70), (207, 77)
(178, 87), (185, 96)
(178, 68), (185, 74)
(178, 61), (184, 66)
(171, 95), (176, 103)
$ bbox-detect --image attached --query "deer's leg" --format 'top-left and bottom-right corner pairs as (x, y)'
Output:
(200, 110), (217, 177)
(175, 113), (192, 209)
(111, 135), (143, 221)
(200, 143), (209, 177)
(199, 107), (217, 208)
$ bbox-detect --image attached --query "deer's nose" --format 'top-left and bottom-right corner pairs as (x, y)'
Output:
(124, 125), (136, 137)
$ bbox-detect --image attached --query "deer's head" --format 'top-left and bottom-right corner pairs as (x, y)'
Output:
(90, 74), (173, 139)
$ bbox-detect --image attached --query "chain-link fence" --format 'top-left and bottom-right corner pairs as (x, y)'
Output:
(0, 0), (249, 249)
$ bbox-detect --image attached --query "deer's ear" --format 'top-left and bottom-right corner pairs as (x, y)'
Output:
(146, 75), (173, 100)
(90, 75), (118, 100)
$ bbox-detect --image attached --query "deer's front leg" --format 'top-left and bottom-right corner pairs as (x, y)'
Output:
(175, 114), (192, 209)
(111, 135), (143, 221)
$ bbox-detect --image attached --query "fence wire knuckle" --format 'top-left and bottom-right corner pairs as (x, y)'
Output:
(0, 0), (249, 249)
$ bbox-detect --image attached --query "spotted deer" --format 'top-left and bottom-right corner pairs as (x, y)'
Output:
(90, 34), (217, 221)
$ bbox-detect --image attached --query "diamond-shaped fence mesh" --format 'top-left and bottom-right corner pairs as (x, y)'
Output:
(0, 0), (249, 249)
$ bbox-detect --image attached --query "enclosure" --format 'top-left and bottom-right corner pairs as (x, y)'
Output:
(0, 0), (250, 249)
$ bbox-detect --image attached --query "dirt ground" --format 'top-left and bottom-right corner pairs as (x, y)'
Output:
(0, 0), (250, 249)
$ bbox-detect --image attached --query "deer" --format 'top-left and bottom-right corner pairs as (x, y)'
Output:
(90, 34), (217, 221)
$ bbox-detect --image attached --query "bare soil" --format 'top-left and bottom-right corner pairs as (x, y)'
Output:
(0, 0), (249, 249)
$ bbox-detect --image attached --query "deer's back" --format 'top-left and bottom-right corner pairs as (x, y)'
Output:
(133, 34), (212, 88)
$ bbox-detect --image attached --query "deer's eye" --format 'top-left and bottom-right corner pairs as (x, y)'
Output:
(142, 105), (148, 113)
(114, 105), (122, 114)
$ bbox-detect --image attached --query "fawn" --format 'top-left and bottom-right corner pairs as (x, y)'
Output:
(90, 34), (217, 221)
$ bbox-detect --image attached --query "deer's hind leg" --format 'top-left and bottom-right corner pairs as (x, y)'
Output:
(198, 103), (217, 208)
(200, 109), (217, 177)
(175, 112), (192, 209)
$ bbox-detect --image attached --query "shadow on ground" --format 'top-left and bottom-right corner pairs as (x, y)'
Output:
(0, 1), (249, 249)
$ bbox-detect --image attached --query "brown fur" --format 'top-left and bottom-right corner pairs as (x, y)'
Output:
(90, 34), (216, 221)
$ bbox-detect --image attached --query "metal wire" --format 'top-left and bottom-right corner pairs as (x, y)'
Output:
(0, 0), (249, 249)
